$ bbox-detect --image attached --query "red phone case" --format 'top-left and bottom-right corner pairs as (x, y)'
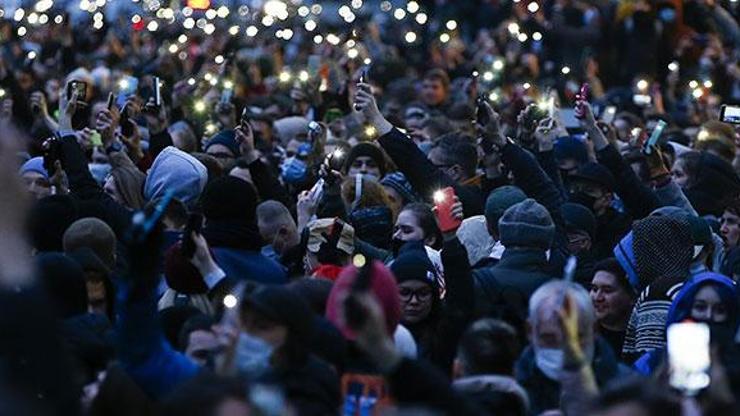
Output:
(434, 187), (461, 233)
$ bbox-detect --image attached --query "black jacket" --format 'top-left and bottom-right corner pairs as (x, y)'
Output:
(406, 237), (474, 373)
(515, 337), (631, 416)
(473, 248), (555, 324)
(377, 128), (483, 217)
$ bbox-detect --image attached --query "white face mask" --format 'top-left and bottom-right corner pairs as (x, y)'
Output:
(234, 332), (274, 380)
(535, 348), (564, 381)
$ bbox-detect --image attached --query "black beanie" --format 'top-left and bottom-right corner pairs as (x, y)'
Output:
(28, 195), (79, 252)
(343, 142), (387, 176)
(241, 285), (315, 346)
(201, 176), (258, 222)
(390, 241), (437, 287)
(35, 253), (88, 319)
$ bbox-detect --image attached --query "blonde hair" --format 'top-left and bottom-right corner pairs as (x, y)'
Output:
(341, 175), (391, 210)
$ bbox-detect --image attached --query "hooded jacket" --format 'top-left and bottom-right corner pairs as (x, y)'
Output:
(617, 216), (694, 363)
(143, 146), (208, 209)
(633, 272), (738, 375)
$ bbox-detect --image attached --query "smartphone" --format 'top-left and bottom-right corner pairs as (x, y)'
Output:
(433, 187), (462, 233)
(358, 68), (367, 85)
(560, 108), (582, 129)
(719, 104), (740, 125)
(344, 254), (373, 331)
(120, 103), (134, 137)
(181, 213), (203, 259)
(116, 76), (139, 107)
(476, 94), (490, 126)
(633, 94), (652, 107)
(106, 92), (115, 111)
(153, 76), (162, 107)
(574, 83), (589, 119)
(601, 106), (617, 124)
(668, 322), (711, 394)
(220, 88), (233, 104)
(67, 80), (87, 102)
(41, 137), (62, 173)
(307, 54), (321, 77)
(89, 131), (103, 147)
(240, 107), (251, 130)
(644, 120), (667, 154)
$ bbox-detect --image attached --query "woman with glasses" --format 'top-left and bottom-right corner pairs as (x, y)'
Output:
(389, 199), (474, 374)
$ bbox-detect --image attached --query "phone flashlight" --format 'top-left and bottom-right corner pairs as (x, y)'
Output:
(433, 190), (446, 203)
(193, 100), (207, 113)
(0, 88), (5, 98)
(223, 294), (238, 309)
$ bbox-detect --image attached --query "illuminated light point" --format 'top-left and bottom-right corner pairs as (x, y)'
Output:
(346, 39), (356, 48)
(668, 61), (679, 72)
(703, 80), (713, 89)
(532, 31), (542, 41)
(393, 8), (406, 20)
(363, 58), (372, 65)
(365, 125), (377, 137)
(493, 59), (505, 71)
(352, 254), (366, 268)
(187, 78), (196, 86)
(507, 22), (519, 35)
(489, 91), (499, 101)
(298, 6), (309, 17)
(351, 0), (363, 9)
(298, 71), (309, 82)
(407, 2), (420, 13)
(415, 13), (428, 24)
(523, 82), (531, 90)
(380, 1), (392, 12)
(688, 80), (699, 89)
(561, 66), (571, 75)
(168, 44), (178, 53)
(304, 19), (317, 31)
(483, 71), (494, 82)
(404, 31), (417, 43)
(692, 88), (703, 99)
(517, 33), (528, 42)
(446, 20), (457, 31)
(697, 130), (710, 141)
(636, 79), (649, 91)
(439, 33), (450, 43)
(223, 294), (237, 308)
(178, 34), (188, 43)
(221, 80), (233, 90)
(326, 34), (340, 45)
(215, 55), (224, 64)
(246, 25), (258, 37)
(194, 100), (207, 113)
(313, 35), (323, 44)
(279, 71), (291, 83)
(527, 2), (540, 13)
(228, 25), (239, 35)
(347, 48), (359, 59)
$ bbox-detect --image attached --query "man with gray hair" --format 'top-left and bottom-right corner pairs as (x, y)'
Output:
(515, 280), (630, 415)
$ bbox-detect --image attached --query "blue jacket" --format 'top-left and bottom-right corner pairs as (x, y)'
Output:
(634, 272), (738, 375)
(212, 247), (288, 285)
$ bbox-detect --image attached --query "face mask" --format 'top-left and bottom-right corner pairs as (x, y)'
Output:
(234, 332), (274, 381)
(88, 163), (111, 185)
(391, 237), (408, 257)
(280, 157), (308, 184)
(658, 8), (676, 23)
(535, 348), (564, 380)
(417, 141), (433, 155)
(569, 191), (598, 212)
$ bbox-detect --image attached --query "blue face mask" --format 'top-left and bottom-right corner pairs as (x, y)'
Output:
(281, 157), (308, 184)
(88, 163), (111, 185)
(417, 141), (433, 155)
(234, 332), (274, 380)
(659, 8), (676, 23)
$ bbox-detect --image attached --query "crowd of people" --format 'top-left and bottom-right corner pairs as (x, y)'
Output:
(0, 0), (739, 415)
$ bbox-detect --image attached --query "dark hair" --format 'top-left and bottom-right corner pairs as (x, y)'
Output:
(177, 314), (215, 352)
(432, 132), (478, 179)
(675, 151), (702, 188)
(422, 116), (452, 139)
(590, 378), (680, 416)
(457, 319), (520, 376)
(400, 203), (443, 250)
(160, 373), (248, 416)
(695, 138), (735, 163)
(423, 68), (450, 89)
(593, 258), (633, 295)
(723, 196), (740, 217)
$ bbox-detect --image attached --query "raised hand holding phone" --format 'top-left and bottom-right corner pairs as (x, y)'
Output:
(353, 82), (393, 136)
(433, 187), (463, 235)
(574, 83), (590, 119)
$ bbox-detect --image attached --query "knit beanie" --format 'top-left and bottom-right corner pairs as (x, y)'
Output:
(485, 186), (527, 231)
(204, 130), (241, 157)
(554, 136), (589, 165)
(28, 195), (79, 252)
(36, 253), (88, 319)
(498, 198), (555, 249)
(456, 215), (496, 266)
(628, 216), (693, 291)
(201, 176), (258, 222)
(242, 285), (315, 345)
(326, 260), (401, 341)
(63, 218), (116, 271)
(561, 202), (597, 239)
(19, 156), (49, 179)
(343, 142), (387, 177)
(381, 172), (419, 204)
(390, 241), (437, 286)
(164, 242), (208, 294)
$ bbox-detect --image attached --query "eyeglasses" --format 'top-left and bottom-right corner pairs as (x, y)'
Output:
(399, 287), (434, 302)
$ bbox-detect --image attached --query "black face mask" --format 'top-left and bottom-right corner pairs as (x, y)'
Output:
(569, 191), (598, 213)
(391, 238), (406, 257)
